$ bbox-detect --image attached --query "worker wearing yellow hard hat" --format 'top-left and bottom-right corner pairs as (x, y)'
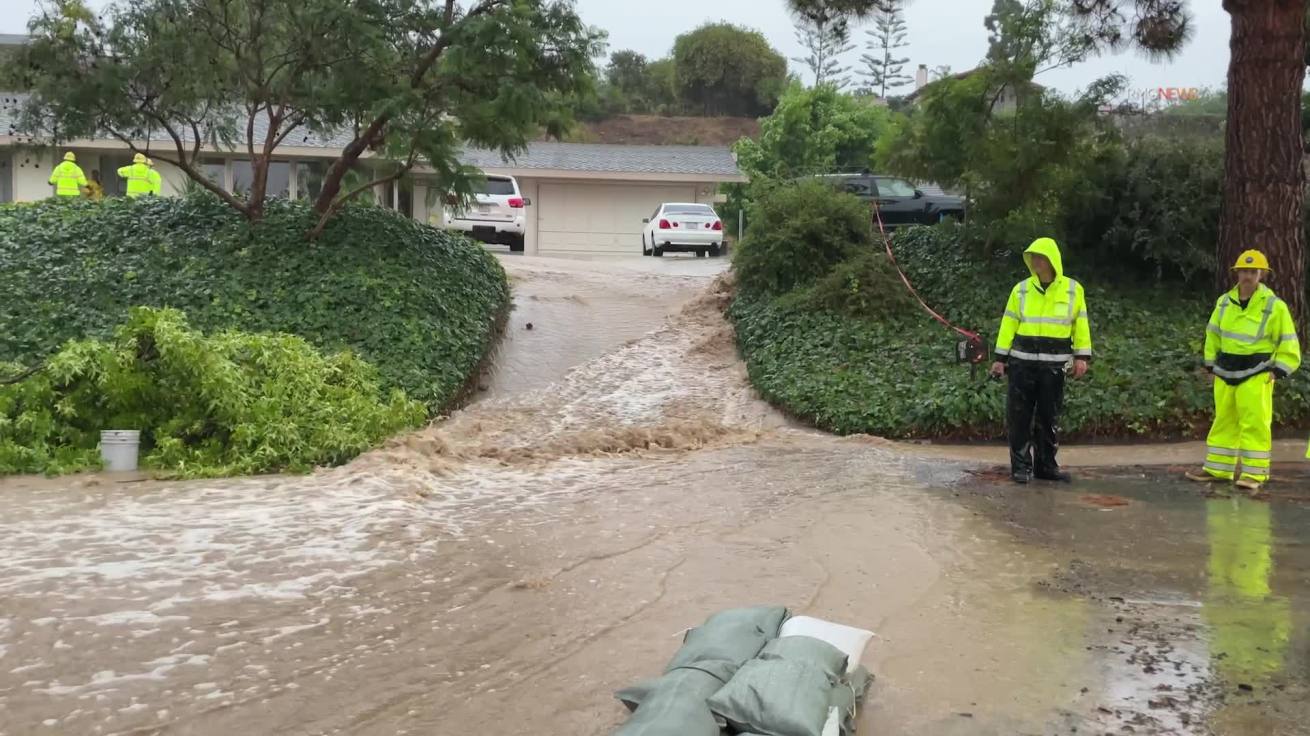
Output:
(117, 152), (153, 197)
(48, 151), (87, 198)
(1187, 250), (1300, 492)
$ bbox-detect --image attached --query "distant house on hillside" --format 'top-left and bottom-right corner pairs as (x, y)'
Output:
(904, 64), (1044, 115)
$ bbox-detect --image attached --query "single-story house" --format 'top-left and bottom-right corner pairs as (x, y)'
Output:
(0, 92), (745, 257)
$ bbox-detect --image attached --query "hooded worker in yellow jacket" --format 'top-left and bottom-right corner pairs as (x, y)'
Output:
(990, 238), (1093, 484)
(117, 153), (153, 197)
(1188, 250), (1300, 491)
(48, 152), (87, 197)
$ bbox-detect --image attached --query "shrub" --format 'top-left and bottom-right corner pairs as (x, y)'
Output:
(0, 308), (424, 477)
(0, 195), (509, 412)
(732, 181), (874, 296)
(780, 249), (915, 320)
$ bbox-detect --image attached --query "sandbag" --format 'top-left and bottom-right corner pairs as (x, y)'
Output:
(616, 660), (738, 712)
(665, 606), (788, 672)
(706, 658), (835, 736)
(613, 667), (724, 736)
(778, 616), (874, 674)
(758, 635), (849, 679)
(828, 666), (874, 736)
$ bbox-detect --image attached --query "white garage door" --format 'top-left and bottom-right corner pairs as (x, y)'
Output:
(537, 182), (697, 255)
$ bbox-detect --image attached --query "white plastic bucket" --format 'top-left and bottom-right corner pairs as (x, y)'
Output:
(100, 430), (141, 472)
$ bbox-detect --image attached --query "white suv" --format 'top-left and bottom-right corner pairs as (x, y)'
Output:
(440, 175), (529, 252)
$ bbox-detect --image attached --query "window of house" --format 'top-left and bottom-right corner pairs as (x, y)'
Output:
(295, 161), (328, 201)
(0, 154), (11, 203)
(232, 159), (290, 199)
(199, 157), (225, 189)
(99, 155), (134, 197)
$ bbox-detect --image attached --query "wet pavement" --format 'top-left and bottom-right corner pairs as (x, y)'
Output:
(1, 255), (1309, 735)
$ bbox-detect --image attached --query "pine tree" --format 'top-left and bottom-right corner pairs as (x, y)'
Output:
(860, 2), (912, 99)
(793, 17), (856, 89)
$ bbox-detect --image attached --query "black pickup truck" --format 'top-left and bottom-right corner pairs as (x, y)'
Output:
(817, 173), (965, 227)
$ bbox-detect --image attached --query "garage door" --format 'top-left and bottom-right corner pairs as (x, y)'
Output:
(537, 182), (696, 255)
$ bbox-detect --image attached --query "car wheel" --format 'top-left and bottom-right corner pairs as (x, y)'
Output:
(696, 249), (706, 258)
(653, 246), (665, 258)
(642, 235), (650, 256)
(508, 234), (525, 253)
(710, 245), (723, 258)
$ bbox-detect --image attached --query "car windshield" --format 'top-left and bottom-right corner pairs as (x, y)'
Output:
(875, 178), (917, 197)
(473, 178), (516, 196)
(663, 204), (715, 216)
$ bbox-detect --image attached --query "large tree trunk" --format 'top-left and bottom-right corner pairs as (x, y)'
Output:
(1218, 0), (1308, 333)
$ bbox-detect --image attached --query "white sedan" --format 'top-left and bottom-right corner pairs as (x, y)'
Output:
(641, 203), (725, 258)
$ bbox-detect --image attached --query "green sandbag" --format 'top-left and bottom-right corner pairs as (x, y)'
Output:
(830, 666), (873, 736)
(664, 606), (789, 672)
(616, 660), (739, 712)
(707, 658), (836, 736)
(758, 636), (849, 679)
(613, 667), (724, 736)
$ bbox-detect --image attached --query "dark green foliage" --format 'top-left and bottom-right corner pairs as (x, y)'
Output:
(731, 181), (874, 296)
(0, 195), (509, 414)
(779, 249), (914, 319)
(0, 308), (425, 477)
(731, 225), (1310, 439)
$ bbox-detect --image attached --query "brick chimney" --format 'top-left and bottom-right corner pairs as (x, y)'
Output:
(915, 64), (929, 90)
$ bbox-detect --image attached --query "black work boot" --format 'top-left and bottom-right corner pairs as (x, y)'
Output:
(1011, 471), (1031, 485)
(1035, 470), (1073, 483)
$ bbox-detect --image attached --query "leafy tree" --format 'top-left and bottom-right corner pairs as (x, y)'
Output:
(645, 58), (681, 114)
(786, 0), (902, 26)
(931, 64), (953, 81)
(1070, 0), (1307, 330)
(735, 83), (894, 181)
(604, 50), (654, 113)
(9, 0), (602, 237)
(793, 16), (856, 89)
(861, 2), (912, 98)
(672, 22), (789, 116)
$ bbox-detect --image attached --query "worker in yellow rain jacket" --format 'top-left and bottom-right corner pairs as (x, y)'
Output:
(83, 169), (104, 201)
(989, 237), (1093, 484)
(1187, 250), (1300, 492)
(146, 158), (162, 195)
(48, 151), (87, 198)
(117, 153), (153, 197)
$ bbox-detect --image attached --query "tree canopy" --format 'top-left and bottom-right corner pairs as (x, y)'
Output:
(735, 83), (893, 181)
(672, 22), (789, 117)
(7, 0), (603, 235)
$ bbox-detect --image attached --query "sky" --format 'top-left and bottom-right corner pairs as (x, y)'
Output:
(2, 0), (1232, 98)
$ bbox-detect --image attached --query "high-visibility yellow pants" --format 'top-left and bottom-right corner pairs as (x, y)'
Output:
(1203, 376), (1274, 482)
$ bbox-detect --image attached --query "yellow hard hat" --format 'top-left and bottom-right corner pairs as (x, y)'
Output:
(1232, 249), (1271, 272)
(133, 153), (146, 164)
(63, 151), (76, 162)
(146, 158), (154, 167)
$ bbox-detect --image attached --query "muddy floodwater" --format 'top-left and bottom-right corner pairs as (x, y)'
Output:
(1, 255), (1308, 736)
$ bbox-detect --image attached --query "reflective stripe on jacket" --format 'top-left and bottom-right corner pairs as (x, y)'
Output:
(994, 238), (1092, 364)
(1204, 284), (1301, 385)
(49, 161), (87, 197)
(117, 163), (153, 196)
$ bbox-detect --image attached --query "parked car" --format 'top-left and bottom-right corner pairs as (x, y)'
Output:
(816, 173), (965, 228)
(441, 174), (530, 252)
(642, 203), (725, 258)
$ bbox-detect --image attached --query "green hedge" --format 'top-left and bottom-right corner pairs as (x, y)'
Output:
(730, 225), (1310, 440)
(0, 195), (510, 413)
(0, 308), (425, 477)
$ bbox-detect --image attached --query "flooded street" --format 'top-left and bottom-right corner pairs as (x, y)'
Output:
(2, 255), (1309, 735)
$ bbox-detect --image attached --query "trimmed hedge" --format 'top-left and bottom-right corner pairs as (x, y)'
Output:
(0, 195), (510, 413)
(730, 225), (1310, 440)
